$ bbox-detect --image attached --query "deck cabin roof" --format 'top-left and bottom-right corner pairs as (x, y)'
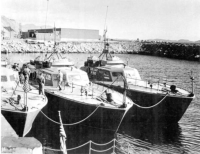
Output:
(40, 67), (81, 75)
(96, 65), (135, 72)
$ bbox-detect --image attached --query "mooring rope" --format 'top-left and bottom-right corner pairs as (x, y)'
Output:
(43, 147), (61, 152)
(92, 139), (115, 146)
(40, 105), (100, 126)
(43, 139), (116, 152)
(91, 146), (114, 152)
(132, 92), (169, 109)
(67, 141), (90, 151)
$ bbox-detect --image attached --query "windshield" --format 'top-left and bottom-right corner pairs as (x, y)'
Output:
(1, 76), (7, 82)
(96, 70), (112, 82)
(10, 75), (15, 81)
(124, 69), (141, 80)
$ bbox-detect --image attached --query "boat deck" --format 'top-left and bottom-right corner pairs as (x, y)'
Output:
(101, 80), (191, 97)
(31, 81), (133, 110)
(1, 85), (47, 113)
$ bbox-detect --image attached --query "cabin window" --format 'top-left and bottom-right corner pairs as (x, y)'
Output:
(1, 76), (7, 82)
(112, 72), (123, 77)
(44, 74), (52, 80)
(91, 68), (98, 75)
(124, 72), (136, 79)
(96, 70), (112, 81)
(10, 75), (15, 81)
(112, 72), (123, 81)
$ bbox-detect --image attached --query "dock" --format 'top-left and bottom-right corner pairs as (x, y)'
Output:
(1, 114), (43, 154)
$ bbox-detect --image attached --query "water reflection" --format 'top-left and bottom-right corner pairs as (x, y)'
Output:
(117, 122), (189, 153)
(27, 109), (117, 154)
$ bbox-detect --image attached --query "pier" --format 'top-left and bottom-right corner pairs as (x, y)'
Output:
(1, 115), (43, 154)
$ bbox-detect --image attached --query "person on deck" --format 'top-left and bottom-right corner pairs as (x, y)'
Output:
(57, 70), (63, 91)
(37, 73), (45, 95)
(23, 65), (31, 77)
(19, 72), (25, 85)
(23, 65), (32, 90)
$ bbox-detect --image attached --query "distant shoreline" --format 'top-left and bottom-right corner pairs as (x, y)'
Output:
(1, 39), (200, 62)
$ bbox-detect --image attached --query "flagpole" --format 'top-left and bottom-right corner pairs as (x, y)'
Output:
(58, 111), (67, 154)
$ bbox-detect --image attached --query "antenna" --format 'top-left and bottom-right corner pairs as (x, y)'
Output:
(103, 6), (108, 41)
(44, 0), (49, 41)
(103, 6), (108, 33)
(99, 6), (112, 60)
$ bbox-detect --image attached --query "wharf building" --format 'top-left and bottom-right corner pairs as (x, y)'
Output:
(22, 28), (100, 42)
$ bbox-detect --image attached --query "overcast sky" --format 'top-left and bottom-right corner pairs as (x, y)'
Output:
(1, 0), (200, 41)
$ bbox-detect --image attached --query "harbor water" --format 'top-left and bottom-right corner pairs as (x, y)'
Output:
(2, 53), (200, 154)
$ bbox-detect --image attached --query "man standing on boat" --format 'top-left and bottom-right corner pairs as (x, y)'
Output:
(22, 64), (32, 90)
(57, 70), (63, 91)
(37, 73), (45, 95)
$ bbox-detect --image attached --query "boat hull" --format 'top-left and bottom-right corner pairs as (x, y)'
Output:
(44, 92), (127, 131)
(1, 109), (40, 137)
(99, 84), (193, 123)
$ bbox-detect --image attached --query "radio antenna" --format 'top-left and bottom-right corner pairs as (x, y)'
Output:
(103, 6), (109, 31)
(44, 0), (49, 41)
(103, 6), (108, 42)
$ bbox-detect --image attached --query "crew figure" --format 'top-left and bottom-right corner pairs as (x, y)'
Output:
(23, 65), (32, 90)
(19, 72), (25, 84)
(23, 64), (31, 77)
(57, 70), (63, 91)
(37, 72), (45, 95)
(16, 95), (25, 109)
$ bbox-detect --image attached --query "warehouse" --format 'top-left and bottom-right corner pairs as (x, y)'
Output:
(27, 28), (100, 41)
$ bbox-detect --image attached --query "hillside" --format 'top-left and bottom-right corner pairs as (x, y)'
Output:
(1, 15), (52, 38)
(1, 16), (20, 38)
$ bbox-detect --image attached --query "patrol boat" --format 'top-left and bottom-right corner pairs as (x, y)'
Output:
(1, 67), (48, 137)
(29, 66), (133, 132)
(80, 32), (195, 123)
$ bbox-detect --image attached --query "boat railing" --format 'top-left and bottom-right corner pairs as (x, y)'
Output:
(123, 76), (192, 97)
(125, 76), (164, 91)
(62, 79), (129, 107)
(67, 82), (128, 102)
(65, 81), (120, 98)
(43, 138), (134, 154)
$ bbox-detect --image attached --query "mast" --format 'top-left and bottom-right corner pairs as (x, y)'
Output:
(98, 6), (112, 61)
(46, 24), (62, 61)
(44, 0), (49, 41)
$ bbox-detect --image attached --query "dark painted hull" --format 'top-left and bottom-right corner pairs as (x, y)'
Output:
(99, 84), (193, 124)
(1, 109), (40, 137)
(44, 92), (127, 132)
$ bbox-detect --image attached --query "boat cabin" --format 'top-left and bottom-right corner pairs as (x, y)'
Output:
(32, 55), (74, 69)
(1, 67), (19, 89)
(90, 65), (141, 84)
(84, 55), (126, 68)
(51, 59), (74, 68)
(1, 59), (8, 67)
(38, 67), (90, 88)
